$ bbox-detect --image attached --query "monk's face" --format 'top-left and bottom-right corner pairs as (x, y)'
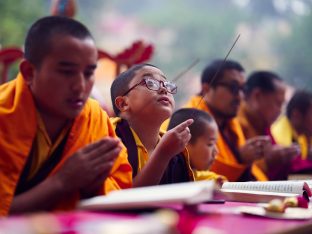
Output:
(28, 34), (98, 120)
(256, 80), (286, 126)
(298, 104), (312, 136)
(303, 105), (312, 136)
(205, 69), (245, 119)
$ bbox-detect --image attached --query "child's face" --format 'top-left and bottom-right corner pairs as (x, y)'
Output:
(188, 121), (218, 171)
(125, 66), (175, 120)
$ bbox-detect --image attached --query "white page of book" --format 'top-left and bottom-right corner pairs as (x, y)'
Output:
(221, 181), (306, 194)
(79, 180), (216, 210)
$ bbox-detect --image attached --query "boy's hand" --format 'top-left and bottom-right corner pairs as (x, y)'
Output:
(54, 137), (122, 197)
(156, 119), (193, 161)
(239, 136), (271, 165)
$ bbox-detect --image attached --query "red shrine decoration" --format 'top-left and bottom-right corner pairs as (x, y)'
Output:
(0, 41), (154, 84)
(0, 1), (154, 84)
(98, 40), (154, 75)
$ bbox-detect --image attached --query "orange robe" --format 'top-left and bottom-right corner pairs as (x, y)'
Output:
(237, 102), (269, 174)
(185, 96), (267, 182)
(0, 74), (132, 216)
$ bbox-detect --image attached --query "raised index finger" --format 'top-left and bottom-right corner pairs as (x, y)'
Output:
(174, 119), (194, 132)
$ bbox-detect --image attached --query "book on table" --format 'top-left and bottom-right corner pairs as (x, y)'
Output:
(220, 180), (312, 203)
(79, 180), (218, 211)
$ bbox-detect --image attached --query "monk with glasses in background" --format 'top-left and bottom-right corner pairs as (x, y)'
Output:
(185, 59), (271, 182)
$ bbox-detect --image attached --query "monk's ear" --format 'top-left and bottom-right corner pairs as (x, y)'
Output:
(19, 60), (35, 85)
(292, 109), (302, 121)
(201, 83), (211, 95)
(252, 88), (262, 101)
(115, 96), (129, 113)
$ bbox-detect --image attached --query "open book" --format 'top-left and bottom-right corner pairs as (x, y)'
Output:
(79, 180), (217, 210)
(220, 181), (312, 203)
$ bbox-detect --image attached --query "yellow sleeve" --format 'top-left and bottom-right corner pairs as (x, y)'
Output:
(194, 170), (227, 182)
(160, 118), (170, 132)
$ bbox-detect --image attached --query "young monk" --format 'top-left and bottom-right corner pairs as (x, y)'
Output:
(110, 63), (194, 187)
(0, 16), (132, 216)
(167, 108), (227, 185)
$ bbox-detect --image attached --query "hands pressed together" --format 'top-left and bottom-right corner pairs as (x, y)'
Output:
(55, 137), (122, 198)
(239, 136), (271, 165)
(265, 144), (300, 168)
(239, 136), (300, 167)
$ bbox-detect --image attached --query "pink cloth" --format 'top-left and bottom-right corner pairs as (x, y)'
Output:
(291, 157), (312, 173)
(267, 128), (312, 177)
(1, 203), (311, 234)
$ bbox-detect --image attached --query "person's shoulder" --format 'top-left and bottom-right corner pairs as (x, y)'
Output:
(0, 78), (16, 91)
(109, 116), (122, 128)
(83, 98), (109, 117)
(184, 95), (202, 108)
(229, 117), (243, 130)
(85, 97), (102, 108)
(271, 115), (292, 144)
(271, 115), (290, 130)
(0, 74), (22, 103)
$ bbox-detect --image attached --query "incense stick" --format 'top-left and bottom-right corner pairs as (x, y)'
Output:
(190, 34), (241, 119)
(172, 58), (200, 82)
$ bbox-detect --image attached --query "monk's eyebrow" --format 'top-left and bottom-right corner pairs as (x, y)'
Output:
(58, 61), (97, 70)
(58, 61), (79, 67)
(142, 72), (167, 80)
(86, 64), (97, 70)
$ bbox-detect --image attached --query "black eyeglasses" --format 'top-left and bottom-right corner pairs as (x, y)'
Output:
(123, 78), (177, 96)
(214, 81), (246, 95)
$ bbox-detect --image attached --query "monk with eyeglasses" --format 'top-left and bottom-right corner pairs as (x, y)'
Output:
(185, 59), (271, 182)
